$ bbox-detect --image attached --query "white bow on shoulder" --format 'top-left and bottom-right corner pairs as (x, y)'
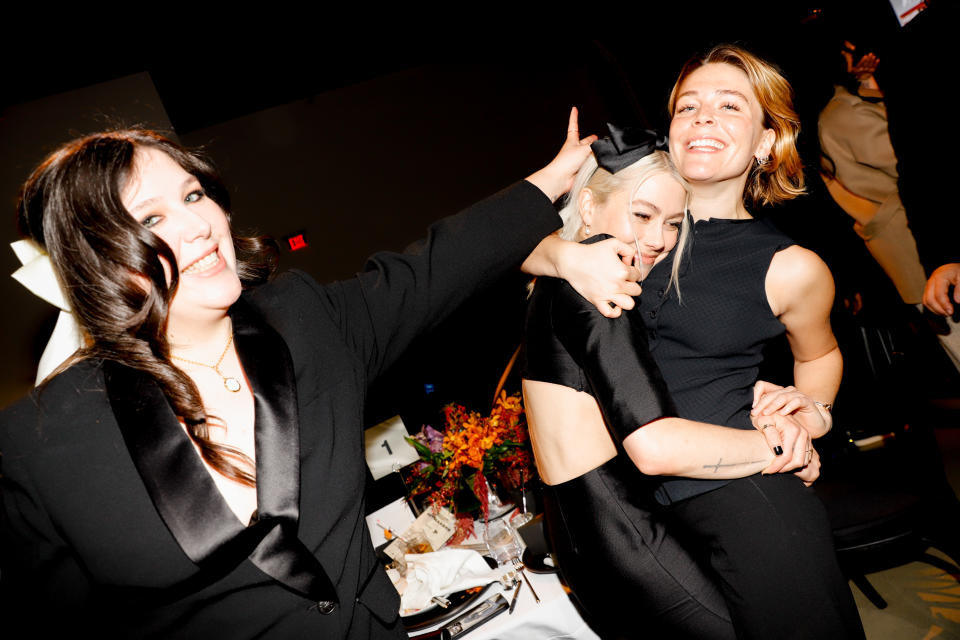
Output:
(11, 240), (83, 385)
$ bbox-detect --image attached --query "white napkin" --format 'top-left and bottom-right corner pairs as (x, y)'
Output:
(399, 549), (504, 612)
(10, 240), (83, 384)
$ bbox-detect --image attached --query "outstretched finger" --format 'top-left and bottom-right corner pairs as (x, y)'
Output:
(566, 107), (580, 142)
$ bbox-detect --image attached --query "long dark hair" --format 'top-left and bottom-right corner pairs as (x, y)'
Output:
(18, 130), (278, 486)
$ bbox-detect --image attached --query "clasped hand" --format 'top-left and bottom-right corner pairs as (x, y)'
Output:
(751, 381), (825, 485)
(751, 380), (830, 437)
(753, 412), (819, 486)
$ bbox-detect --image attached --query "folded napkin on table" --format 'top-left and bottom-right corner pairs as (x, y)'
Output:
(399, 549), (506, 612)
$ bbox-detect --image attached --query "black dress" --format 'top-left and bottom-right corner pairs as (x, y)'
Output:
(522, 260), (735, 640)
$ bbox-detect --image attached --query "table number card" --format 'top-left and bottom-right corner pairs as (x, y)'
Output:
(364, 415), (420, 480)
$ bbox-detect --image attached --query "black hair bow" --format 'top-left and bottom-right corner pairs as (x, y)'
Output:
(591, 123), (669, 174)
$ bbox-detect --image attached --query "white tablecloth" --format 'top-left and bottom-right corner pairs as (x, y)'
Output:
(406, 569), (599, 640)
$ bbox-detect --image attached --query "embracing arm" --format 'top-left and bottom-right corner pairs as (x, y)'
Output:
(522, 234), (642, 318)
(547, 279), (810, 479)
(755, 246), (842, 438)
(623, 415), (805, 479)
(521, 108), (641, 317)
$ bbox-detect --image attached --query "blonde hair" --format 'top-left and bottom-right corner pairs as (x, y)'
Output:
(557, 149), (690, 298)
(668, 44), (805, 207)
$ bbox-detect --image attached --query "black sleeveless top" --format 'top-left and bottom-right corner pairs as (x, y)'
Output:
(522, 235), (676, 450)
(638, 216), (794, 503)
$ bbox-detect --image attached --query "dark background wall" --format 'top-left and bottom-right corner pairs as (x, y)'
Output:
(1, 2), (947, 420)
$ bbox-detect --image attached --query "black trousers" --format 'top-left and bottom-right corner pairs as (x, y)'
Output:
(543, 457), (736, 640)
(667, 474), (866, 640)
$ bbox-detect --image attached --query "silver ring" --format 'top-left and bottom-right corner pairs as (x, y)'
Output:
(760, 424), (774, 431)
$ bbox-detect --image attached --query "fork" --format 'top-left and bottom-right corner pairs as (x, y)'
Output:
(512, 557), (540, 603)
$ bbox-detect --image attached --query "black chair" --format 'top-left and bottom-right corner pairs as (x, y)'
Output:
(811, 296), (960, 609)
(814, 435), (960, 608)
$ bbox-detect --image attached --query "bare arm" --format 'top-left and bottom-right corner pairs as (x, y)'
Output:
(534, 278), (810, 483)
(756, 246), (842, 438)
(623, 411), (810, 479)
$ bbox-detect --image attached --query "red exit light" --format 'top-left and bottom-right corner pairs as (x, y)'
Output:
(286, 233), (308, 251)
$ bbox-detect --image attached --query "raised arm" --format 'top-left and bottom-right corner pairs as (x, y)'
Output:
(522, 108), (642, 317)
(305, 110), (616, 380)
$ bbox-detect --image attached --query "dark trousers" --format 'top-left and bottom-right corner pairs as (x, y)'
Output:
(667, 474), (866, 640)
(543, 457), (736, 640)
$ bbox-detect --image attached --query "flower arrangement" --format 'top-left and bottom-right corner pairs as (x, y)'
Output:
(404, 391), (535, 539)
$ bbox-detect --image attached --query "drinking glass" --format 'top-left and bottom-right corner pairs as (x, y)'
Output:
(484, 519), (523, 566)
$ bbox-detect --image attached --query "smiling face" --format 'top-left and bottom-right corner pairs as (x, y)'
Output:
(579, 171), (686, 280)
(668, 62), (775, 189)
(121, 147), (241, 330)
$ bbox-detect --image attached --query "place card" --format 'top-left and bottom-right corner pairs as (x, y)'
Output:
(364, 415), (419, 480)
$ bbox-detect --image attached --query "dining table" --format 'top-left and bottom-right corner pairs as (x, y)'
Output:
(367, 498), (600, 639)
(405, 567), (600, 640)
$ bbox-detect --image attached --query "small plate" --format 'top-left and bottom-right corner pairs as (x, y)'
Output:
(522, 549), (558, 574)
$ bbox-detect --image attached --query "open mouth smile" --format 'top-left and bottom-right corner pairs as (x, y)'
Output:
(687, 138), (725, 151)
(182, 249), (221, 275)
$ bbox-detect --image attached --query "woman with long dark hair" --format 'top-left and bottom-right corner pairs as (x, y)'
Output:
(0, 115), (630, 638)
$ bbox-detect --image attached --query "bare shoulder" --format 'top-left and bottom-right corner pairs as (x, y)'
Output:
(767, 246), (834, 317)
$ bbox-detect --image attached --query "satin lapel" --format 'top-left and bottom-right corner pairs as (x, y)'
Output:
(231, 299), (299, 521)
(231, 299), (339, 604)
(104, 361), (252, 565)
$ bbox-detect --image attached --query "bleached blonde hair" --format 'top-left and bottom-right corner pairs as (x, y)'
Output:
(557, 149), (690, 298)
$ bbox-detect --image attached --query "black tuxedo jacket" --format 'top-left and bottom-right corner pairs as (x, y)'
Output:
(0, 182), (559, 638)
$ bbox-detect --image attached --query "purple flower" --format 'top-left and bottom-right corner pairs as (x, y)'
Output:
(423, 425), (444, 453)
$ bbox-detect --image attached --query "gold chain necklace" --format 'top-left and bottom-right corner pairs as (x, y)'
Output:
(171, 332), (242, 392)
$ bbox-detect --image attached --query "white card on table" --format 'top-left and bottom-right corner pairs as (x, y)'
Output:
(364, 415), (420, 480)
(366, 497), (417, 547)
